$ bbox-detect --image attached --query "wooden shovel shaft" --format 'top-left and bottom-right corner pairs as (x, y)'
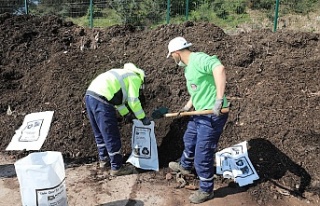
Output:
(164, 108), (229, 117)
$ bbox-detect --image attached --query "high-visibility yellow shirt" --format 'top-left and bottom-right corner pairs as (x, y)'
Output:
(87, 68), (146, 119)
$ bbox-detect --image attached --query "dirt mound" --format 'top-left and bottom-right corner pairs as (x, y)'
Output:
(1, 13), (320, 204)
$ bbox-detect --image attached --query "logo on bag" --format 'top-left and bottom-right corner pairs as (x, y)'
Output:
(19, 119), (44, 142)
(190, 84), (197, 90)
(134, 147), (140, 155)
(142, 147), (149, 155)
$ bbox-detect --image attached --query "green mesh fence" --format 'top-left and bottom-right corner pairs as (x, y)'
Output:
(0, 0), (319, 32)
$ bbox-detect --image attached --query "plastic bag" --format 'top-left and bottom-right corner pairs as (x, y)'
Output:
(126, 119), (159, 171)
(14, 151), (68, 206)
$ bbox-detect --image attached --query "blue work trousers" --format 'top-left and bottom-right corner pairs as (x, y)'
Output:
(180, 113), (228, 193)
(85, 95), (123, 170)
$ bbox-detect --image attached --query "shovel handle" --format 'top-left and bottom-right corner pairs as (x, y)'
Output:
(164, 108), (229, 117)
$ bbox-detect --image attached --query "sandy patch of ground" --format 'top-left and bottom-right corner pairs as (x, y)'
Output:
(1, 154), (317, 206)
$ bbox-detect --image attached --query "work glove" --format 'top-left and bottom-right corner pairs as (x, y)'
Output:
(124, 113), (135, 124)
(177, 106), (190, 116)
(212, 99), (223, 116)
(141, 117), (151, 125)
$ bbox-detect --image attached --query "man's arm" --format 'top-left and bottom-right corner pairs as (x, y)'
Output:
(213, 64), (226, 99)
(184, 98), (193, 110)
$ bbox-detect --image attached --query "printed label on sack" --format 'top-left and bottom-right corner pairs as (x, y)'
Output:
(132, 126), (151, 159)
(19, 119), (44, 142)
(35, 179), (68, 206)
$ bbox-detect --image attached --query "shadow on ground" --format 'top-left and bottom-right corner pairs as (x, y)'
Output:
(97, 199), (144, 206)
(0, 164), (16, 178)
(248, 138), (311, 197)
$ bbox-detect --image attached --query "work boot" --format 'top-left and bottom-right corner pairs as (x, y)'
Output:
(168, 162), (191, 175)
(110, 165), (136, 176)
(99, 160), (110, 169)
(189, 190), (214, 204)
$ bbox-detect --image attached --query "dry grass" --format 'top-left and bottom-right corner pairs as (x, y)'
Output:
(224, 9), (320, 35)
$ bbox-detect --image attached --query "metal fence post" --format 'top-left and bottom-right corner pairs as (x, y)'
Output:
(24, 0), (28, 14)
(185, 0), (189, 21)
(89, 0), (93, 28)
(273, 0), (280, 32)
(166, 0), (170, 24)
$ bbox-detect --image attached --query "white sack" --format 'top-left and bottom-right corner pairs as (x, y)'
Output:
(14, 151), (68, 206)
(126, 119), (159, 171)
(6, 111), (54, 151)
(216, 141), (259, 187)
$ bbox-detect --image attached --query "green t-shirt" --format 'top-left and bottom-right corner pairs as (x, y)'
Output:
(184, 52), (228, 111)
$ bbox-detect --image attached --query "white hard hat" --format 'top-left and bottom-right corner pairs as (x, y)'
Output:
(167, 37), (192, 58)
(124, 63), (145, 82)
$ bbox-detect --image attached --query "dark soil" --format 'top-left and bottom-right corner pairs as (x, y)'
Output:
(0, 13), (319, 204)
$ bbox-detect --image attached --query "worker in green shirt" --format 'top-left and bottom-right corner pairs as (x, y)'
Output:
(85, 63), (151, 176)
(166, 37), (229, 204)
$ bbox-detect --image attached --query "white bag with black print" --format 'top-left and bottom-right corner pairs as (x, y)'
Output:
(14, 151), (68, 206)
(126, 119), (159, 171)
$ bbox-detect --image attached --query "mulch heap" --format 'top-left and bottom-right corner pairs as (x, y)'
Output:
(0, 13), (319, 204)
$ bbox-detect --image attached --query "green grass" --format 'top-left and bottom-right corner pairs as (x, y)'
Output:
(62, 2), (319, 33)
(67, 8), (122, 27)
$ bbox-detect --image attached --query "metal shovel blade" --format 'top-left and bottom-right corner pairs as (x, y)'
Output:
(151, 107), (169, 119)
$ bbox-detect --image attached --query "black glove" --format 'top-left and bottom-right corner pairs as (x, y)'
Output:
(141, 117), (151, 125)
(124, 113), (135, 124)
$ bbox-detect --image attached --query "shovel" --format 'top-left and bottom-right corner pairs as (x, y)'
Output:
(151, 107), (229, 119)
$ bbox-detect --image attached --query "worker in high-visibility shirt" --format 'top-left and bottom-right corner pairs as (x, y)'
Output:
(85, 63), (151, 176)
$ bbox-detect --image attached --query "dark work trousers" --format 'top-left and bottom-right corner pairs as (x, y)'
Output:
(85, 95), (123, 170)
(180, 113), (228, 193)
